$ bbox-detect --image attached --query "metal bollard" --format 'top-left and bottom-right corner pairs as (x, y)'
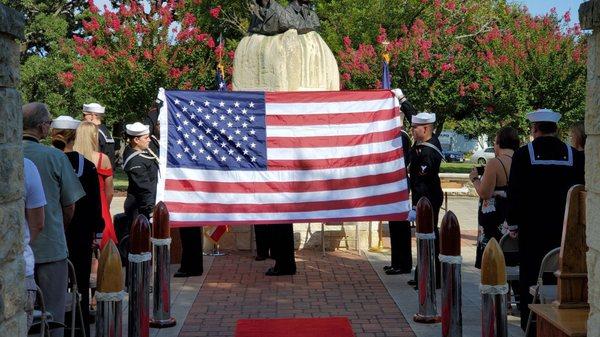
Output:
(480, 238), (508, 337)
(128, 215), (151, 337)
(150, 202), (176, 328)
(95, 240), (124, 337)
(440, 211), (462, 337)
(413, 197), (441, 323)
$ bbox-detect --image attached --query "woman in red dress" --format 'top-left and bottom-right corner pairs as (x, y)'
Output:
(74, 121), (117, 248)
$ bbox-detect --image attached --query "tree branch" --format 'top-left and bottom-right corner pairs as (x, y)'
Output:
(455, 20), (495, 40)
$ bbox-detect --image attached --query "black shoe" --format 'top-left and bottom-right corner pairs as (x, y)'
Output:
(407, 279), (417, 286)
(255, 255), (267, 261)
(385, 268), (411, 275)
(383, 265), (393, 271)
(265, 267), (296, 276)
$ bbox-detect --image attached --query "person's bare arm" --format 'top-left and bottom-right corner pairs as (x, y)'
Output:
(102, 154), (115, 206)
(470, 159), (498, 200)
(62, 204), (75, 228)
(26, 206), (44, 242)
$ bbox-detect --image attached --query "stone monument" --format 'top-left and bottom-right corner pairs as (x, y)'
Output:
(580, 1), (600, 336)
(233, 0), (339, 91)
(226, 0), (377, 253)
(0, 3), (26, 336)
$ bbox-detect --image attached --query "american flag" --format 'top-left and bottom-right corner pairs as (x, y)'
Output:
(157, 89), (410, 227)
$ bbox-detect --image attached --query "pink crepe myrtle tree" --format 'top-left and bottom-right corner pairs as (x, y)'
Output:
(59, 0), (233, 125)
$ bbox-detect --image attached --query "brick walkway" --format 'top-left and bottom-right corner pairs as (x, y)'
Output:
(179, 250), (415, 337)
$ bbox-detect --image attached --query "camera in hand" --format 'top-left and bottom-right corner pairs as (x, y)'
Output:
(476, 165), (485, 176)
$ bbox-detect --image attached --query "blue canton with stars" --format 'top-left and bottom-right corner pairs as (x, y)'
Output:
(165, 90), (267, 170)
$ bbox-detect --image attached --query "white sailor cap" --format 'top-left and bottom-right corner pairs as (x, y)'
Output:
(125, 122), (150, 136)
(51, 116), (81, 130)
(526, 109), (561, 123)
(411, 112), (436, 125)
(82, 103), (105, 114)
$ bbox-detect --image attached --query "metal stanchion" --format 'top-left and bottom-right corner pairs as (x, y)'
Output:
(95, 241), (124, 337)
(480, 238), (508, 337)
(440, 211), (462, 337)
(150, 202), (176, 328)
(128, 215), (151, 337)
(413, 197), (441, 323)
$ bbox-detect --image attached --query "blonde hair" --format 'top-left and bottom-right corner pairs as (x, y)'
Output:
(73, 121), (99, 162)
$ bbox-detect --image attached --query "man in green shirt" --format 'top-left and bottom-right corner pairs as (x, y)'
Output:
(23, 102), (85, 337)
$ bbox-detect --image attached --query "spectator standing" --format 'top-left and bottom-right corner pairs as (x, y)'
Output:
(74, 121), (117, 249)
(470, 127), (520, 269)
(570, 122), (586, 152)
(407, 112), (444, 288)
(23, 158), (46, 330)
(52, 116), (104, 337)
(506, 109), (584, 333)
(23, 102), (85, 337)
(82, 103), (116, 168)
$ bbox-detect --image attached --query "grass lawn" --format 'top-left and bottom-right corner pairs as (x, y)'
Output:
(114, 168), (128, 191)
(440, 162), (474, 174)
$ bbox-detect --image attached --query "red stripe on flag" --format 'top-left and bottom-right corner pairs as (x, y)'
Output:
(166, 190), (408, 214)
(267, 148), (403, 170)
(168, 211), (410, 227)
(268, 128), (400, 148)
(165, 169), (405, 193)
(266, 108), (398, 126)
(266, 90), (394, 103)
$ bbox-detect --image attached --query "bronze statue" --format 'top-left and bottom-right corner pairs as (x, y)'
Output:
(248, 0), (320, 35)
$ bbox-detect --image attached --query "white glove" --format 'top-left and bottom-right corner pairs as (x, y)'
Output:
(392, 88), (407, 103)
(407, 208), (416, 222)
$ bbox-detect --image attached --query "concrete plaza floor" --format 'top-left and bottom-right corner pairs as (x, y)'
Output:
(106, 196), (525, 337)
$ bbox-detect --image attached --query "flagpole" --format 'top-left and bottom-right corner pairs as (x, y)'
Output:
(370, 38), (392, 253)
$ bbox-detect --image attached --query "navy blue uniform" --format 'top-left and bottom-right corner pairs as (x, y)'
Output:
(507, 136), (584, 331)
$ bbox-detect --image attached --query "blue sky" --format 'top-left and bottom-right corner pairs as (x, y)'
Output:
(510, 0), (584, 24)
(95, 0), (584, 18)
(94, 0), (584, 24)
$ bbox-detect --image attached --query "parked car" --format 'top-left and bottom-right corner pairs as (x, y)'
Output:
(442, 150), (465, 163)
(471, 147), (496, 164)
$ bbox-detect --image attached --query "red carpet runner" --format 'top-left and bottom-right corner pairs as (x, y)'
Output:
(235, 317), (355, 337)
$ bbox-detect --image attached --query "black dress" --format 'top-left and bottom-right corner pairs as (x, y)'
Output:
(475, 158), (510, 269)
(64, 152), (104, 337)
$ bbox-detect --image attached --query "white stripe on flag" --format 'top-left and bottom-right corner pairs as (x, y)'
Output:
(267, 138), (401, 160)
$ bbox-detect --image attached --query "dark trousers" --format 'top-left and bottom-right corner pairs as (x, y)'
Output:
(254, 225), (273, 258)
(414, 207), (441, 288)
(388, 220), (412, 270)
(66, 242), (92, 337)
(270, 224), (296, 273)
(178, 227), (204, 275)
